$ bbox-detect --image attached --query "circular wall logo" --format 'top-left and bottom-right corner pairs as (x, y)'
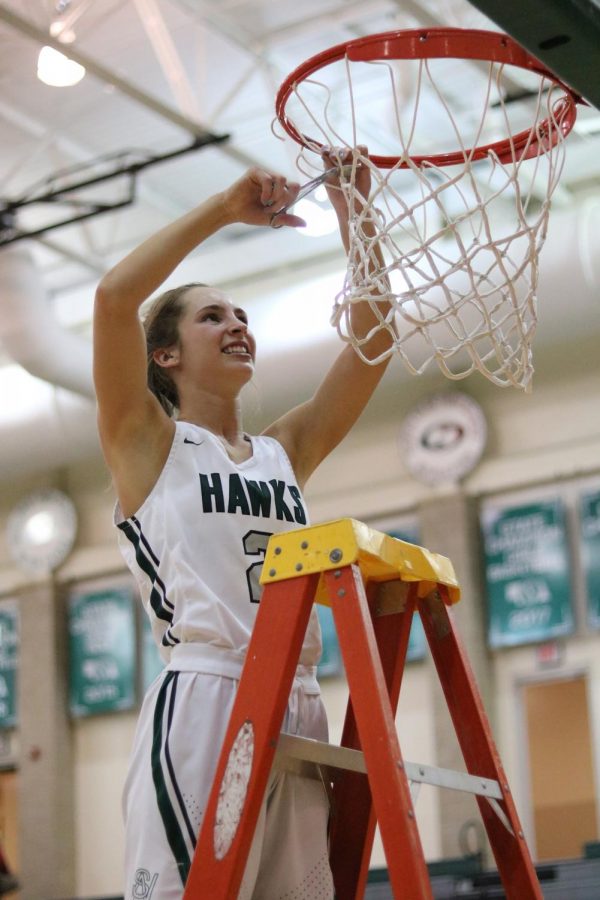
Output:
(398, 393), (487, 485)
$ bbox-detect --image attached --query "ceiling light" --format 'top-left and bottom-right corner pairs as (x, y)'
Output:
(37, 45), (85, 87)
(49, 20), (76, 43)
(295, 198), (338, 238)
(23, 510), (56, 547)
(251, 270), (347, 349)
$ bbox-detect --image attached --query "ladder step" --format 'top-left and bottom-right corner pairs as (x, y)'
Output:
(274, 733), (503, 800)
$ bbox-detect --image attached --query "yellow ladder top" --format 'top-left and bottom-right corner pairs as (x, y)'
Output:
(260, 518), (460, 605)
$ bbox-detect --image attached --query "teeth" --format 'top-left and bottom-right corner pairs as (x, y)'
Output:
(224, 345), (249, 354)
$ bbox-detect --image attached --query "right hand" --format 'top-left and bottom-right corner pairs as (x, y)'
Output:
(221, 167), (306, 229)
(321, 145), (371, 217)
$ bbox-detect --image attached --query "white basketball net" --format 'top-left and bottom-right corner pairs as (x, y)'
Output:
(278, 53), (574, 390)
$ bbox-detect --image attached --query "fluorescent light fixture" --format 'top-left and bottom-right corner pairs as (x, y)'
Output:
(295, 198), (339, 238)
(250, 270), (346, 349)
(37, 45), (86, 87)
(49, 20), (76, 43)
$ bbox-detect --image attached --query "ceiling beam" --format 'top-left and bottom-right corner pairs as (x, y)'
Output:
(0, 2), (261, 170)
(171, 0), (285, 129)
(131, 0), (203, 122)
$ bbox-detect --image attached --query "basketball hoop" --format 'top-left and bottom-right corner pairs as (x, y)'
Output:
(274, 28), (581, 390)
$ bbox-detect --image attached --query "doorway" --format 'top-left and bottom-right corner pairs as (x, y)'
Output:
(523, 674), (599, 859)
(0, 769), (18, 896)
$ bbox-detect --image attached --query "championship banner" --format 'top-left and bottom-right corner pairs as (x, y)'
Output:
(316, 605), (343, 678)
(0, 600), (19, 729)
(317, 521), (424, 676)
(388, 527), (426, 662)
(69, 586), (136, 717)
(481, 499), (574, 648)
(141, 614), (166, 692)
(580, 490), (600, 629)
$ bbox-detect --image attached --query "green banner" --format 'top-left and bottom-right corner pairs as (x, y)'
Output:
(317, 606), (342, 678)
(317, 523), (423, 676)
(482, 499), (574, 648)
(388, 528), (426, 662)
(141, 614), (166, 692)
(581, 490), (600, 629)
(69, 586), (136, 717)
(0, 600), (19, 729)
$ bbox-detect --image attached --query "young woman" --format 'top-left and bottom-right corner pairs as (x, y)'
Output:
(93, 150), (390, 899)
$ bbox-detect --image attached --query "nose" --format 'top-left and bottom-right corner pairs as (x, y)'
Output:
(229, 317), (248, 334)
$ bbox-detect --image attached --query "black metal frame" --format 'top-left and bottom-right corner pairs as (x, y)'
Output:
(467, 0), (600, 109)
(0, 132), (229, 247)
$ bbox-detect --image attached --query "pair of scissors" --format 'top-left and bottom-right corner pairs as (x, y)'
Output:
(270, 164), (354, 228)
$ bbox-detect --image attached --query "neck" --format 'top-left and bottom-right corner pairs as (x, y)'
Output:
(178, 391), (245, 445)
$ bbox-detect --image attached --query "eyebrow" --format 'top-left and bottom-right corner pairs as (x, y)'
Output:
(197, 303), (248, 321)
(200, 303), (248, 319)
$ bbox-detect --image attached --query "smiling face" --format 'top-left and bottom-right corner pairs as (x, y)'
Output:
(158, 286), (256, 400)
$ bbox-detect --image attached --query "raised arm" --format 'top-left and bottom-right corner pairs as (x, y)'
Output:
(93, 168), (302, 512)
(265, 148), (394, 488)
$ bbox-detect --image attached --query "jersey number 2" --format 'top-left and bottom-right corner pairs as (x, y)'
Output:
(243, 530), (272, 603)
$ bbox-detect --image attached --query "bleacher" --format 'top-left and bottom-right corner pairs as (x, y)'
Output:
(364, 843), (600, 899)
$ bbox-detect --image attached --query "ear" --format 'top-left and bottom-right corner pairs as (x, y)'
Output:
(153, 347), (179, 369)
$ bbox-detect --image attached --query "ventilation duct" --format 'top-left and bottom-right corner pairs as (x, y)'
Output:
(0, 245), (94, 398)
(0, 245), (98, 478)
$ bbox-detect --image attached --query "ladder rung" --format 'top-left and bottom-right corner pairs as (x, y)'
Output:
(275, 732), (365, 774)
(274, 733), (503, 800)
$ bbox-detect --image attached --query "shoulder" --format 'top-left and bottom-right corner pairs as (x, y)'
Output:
(261, 405), (316, 489)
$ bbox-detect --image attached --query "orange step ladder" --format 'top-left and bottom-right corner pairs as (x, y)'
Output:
(183, 518), (542, 899)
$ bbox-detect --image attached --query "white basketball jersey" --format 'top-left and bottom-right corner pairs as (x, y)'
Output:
(115, 421), (322, 669)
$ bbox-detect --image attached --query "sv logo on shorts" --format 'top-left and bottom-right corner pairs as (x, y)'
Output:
(132, 868), (159, 899)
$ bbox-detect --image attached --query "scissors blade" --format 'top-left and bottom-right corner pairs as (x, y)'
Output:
(271, 165), (355, 226)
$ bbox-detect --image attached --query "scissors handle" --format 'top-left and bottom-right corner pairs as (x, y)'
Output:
(270, 165), (354, 227)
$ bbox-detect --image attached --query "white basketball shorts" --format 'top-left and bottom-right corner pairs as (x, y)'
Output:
(122, 669), (334, 900)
